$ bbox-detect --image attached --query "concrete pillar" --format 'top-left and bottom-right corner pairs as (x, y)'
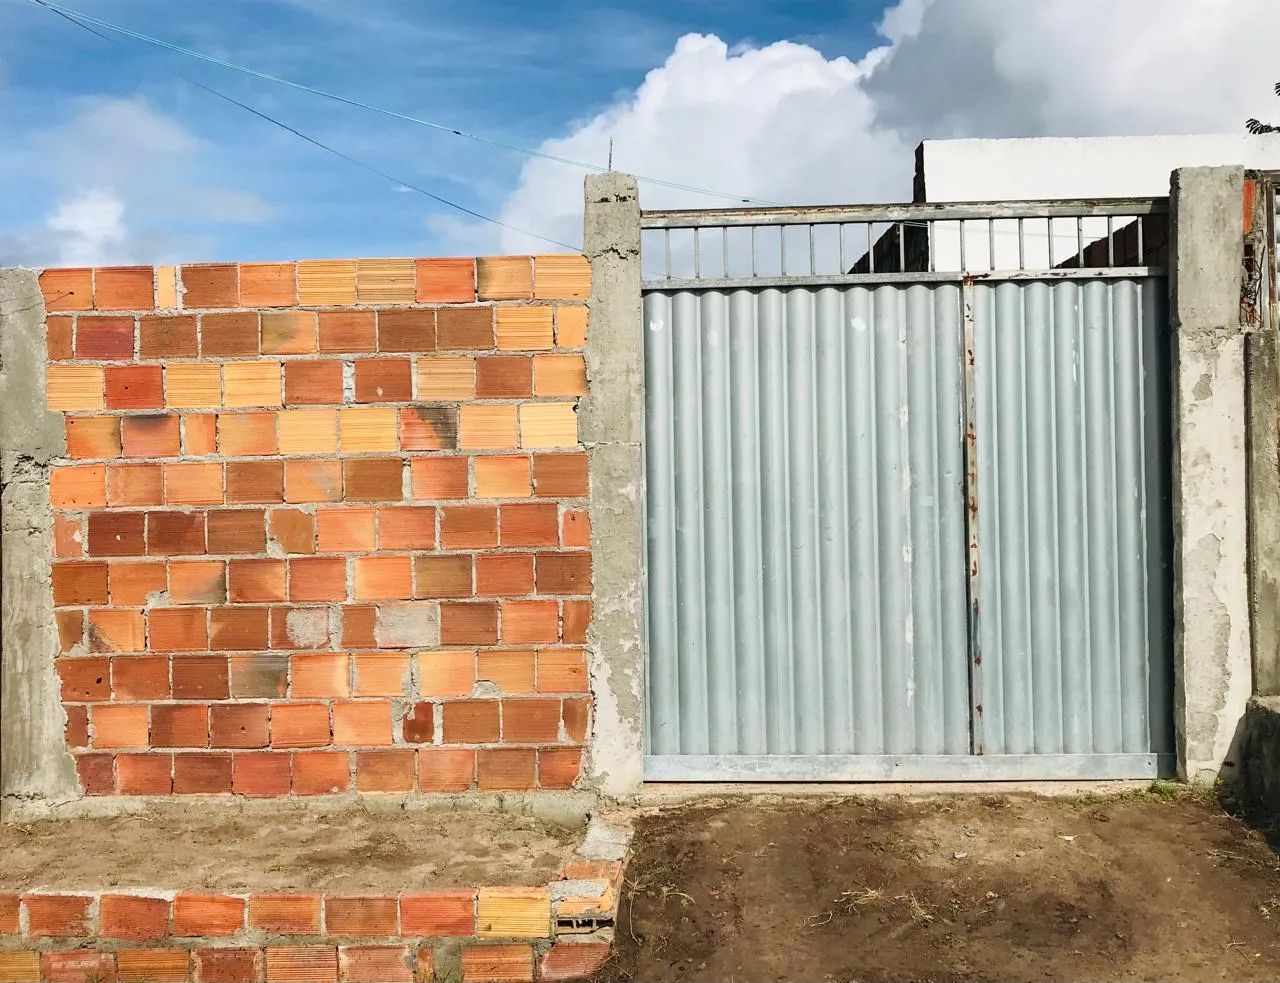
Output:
(0, 269), (80, 815)
(1170, 166), (1253, 782)
(579, 174), (645, 798)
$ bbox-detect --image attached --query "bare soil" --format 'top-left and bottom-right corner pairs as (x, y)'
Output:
(1, 806), (581, 892)
(603, 788), (1280, 982)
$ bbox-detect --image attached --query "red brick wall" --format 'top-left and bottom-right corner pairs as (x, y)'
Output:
(39, 256), (592, 797)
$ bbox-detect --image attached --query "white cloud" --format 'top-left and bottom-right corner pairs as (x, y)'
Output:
(46, 190), (128, 266)
(482, 0), (1280, 255)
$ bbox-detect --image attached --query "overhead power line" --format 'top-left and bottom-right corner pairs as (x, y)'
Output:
(32, 0), (580, 251)
(28, 0), (779, 207)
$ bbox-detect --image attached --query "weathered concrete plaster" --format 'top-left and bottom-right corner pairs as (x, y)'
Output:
(0, 268), (80, 814)
(579, 174), (645, 799)
(1169, 166), (1253, 782)
(1246, 328), (1280, 696)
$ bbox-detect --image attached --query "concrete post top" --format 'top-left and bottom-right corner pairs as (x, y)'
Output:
(585, 172), (639, 202)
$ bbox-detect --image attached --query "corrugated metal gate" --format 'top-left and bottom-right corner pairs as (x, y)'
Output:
(639, 201), (1174, 781)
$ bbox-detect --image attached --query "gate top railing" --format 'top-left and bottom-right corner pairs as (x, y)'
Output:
(640, 197), (1169, 288)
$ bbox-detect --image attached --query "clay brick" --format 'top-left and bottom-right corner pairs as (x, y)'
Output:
(174, 894), (245, 937)
(77, 753), (116, 796)
(477, 748), (537, 792)
(288, 556), (348, 602)
(353, 556), (412, 600)
(47, 315), (73, 360)
(537, 943), (609, 982)
(108, 463), (164, 507)
(318, 310), (375, 353)
(107, 560), (166, 605)
(59, 657), (111, 701)
(286, 459), (343, 503)
(292, 750), (350, 795)
(149, 607), (210, 651)
(440, 602), (499, 645)
(478, 257), (533, 301)
(249, 894), (323, 934)
(76, 315), (135, 358)
(417, 748), (475, 792)
(233, 752), (292, 797)
(220, 412), (278, 455)
(41, 949), (117, 983)
(561, 509), (589, 547)
(117, 948), (189, 982)
(100, 894), (171, 941)
(172, 656), (230, 701)
(207, 509), (267, 554)
(166, 362), (223, 408)
(231, 654), (289, 699)
(340, 606), (377, 648)
(271, 702), (331, 748)
(183, 264), (238, 308)
(254, 306), (316, 360)
(272, 609), (331, 651)
(416, 257), (475, 303)
(414, 554), (474, 599)
(87, 609), (145, 652)
(173, 752), (234, 793)
(265, 946), (337, 983)
(92, 704), (149, 748)
(476, 554), (534, 597)
(502, 698), (560, 743)
(193, 947), (262, 983)
(400, 889), (474, 936)
(156, 266), (178, 310)
(500, 504), (559, 547)
(285, 360), (344, 405)
(121, 414), (180, 457)
(40, 267), (93, 312)
(139, 314), (198, 357)
(376, 309), (435, 353)
(270, 508), (316, 553)
(53, 561), (109, 606)
(536, 649), (587, 693)
(228, 460), (285, 504)
(533, 254), (590, 301)
(477, 650), (535, 693)
(299, 258), (358, 306)
(211, 703), (269, 748)
(52, 463), (107, 509)
(519, 403), (576, 448)
(332, 701), (393, 745)
(223, 362), (282, 408)
(0, 894), (20, 933)
(338, 945), (412, 983)
(377, 506), (435, 550)
(56, 609), (85, 652)
(474, 456), (532, 498)
(475, 356), (532, 398)
(146, 511), (207, 555)
(290, 653), (350, 698)
(417, 650), (475, 698)
(49, 515), (87, 553)
(112, 655), (170, 701)
(537, 747), (582, 789)
(495, 307), (554, 351)
(400, 405), (458, 451)
(562, 697), (589, 742)
(93, 266), (154, 310)
(536, 552), (592, 595)
(340, 406), (398, 452)
(278, 408), (339, 454)
(165, 461), (225, 505)
(354, 358), (412, 402)
(343, 458), (404, 501)
(48, 364), (105, 411)
(0, 951), (38, 983)
(106, 364), (163, 409)
(400, 700), (433, 741)
(533, 354), (587, 396)
(229, 558), (287, 602)
(65, 704), (90, 746)
(476, 887), (550, 939)
(210, 606), (270, 650)
(554, 306), (588, 348)
(460, 943), (534, 982)
(501, 600), (559, 644)
(436, 307), (494, 350)
(459, 404), (518, 449)
(87, 511), (145, 556)
(416, 356), (475, 401)
(442, 699), (499, 743)
(240, 262), (298, 307)
(200, 312), (259, 357)
(186, 413), (219, 455)
(410, 456), (469, 499)
(354, 749), (416, 791)
(441, 505), (498, 548)
(375, 603), (440, 650)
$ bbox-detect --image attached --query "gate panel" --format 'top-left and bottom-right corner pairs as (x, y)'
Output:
(643, 283), (971, 770)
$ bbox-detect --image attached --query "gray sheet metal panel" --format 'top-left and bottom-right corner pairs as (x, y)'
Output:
(972, 277), (1173, 757)
(642, 283), (970, 759)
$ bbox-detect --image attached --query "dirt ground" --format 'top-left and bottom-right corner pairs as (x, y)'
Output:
(602, 786), (1280, 982)
(1, 806), (580, 892)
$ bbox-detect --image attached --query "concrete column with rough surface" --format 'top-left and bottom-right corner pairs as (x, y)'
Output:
(0, 268), (80, 813)
(1247, 328), (1280, 697)
(579, 174), (645, 798)
(1170, 166), (1253, 782)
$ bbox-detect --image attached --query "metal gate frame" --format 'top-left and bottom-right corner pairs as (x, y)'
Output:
(638, 197), (1176, 782)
